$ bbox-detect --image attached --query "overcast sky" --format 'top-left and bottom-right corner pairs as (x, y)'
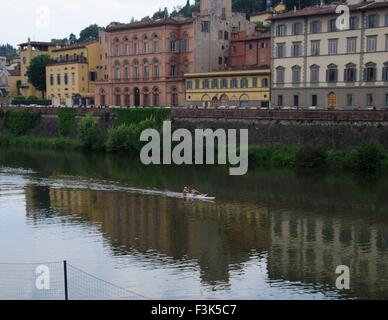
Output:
(2, 0), (183, 47)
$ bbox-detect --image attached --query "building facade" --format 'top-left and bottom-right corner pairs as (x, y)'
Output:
(185, 68), (270, 107)
(94, 0), (255, 107)
(18, 41), (64, 98)
(46, 41), (101, 106)
(270, 0), (388, 109)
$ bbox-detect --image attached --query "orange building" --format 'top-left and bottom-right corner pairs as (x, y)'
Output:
(230, 31), (270, 69)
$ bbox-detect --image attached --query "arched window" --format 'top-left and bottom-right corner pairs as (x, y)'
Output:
(114, 87), (121, 106)
(276, 66), (285, 84)
(292, 65), (301, 84)
(364, 62), (377, 81)
(114, 62), (121, 80)
(143, 59), (149, 79)
(133, 36), (139, 54)
(143, 87), (149, 107)
(143, 35), (149, 54)
(170, 58), (177, 77)
(326, 63), (338, 82)
(171, 87), (178, 107)
(124, 88), (130, 106)
(152, 58), (159, 79)
(133, 60), (139, 80)
(114, 38), (120, 56)
(152, 87), (160, 107)
(310, 64), (320, 83)
(124, 61), (130, 80)
(152, 34), (159, 53)
(182, 32), (189, 52)
(344, 63), (357, 82)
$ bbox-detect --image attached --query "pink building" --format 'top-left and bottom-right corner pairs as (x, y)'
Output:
(95, 17), (193, 107)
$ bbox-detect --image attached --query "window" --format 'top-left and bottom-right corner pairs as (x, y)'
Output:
(326, 64), (338, 82)
(385, 94), (388, 107)
(276, 43), (285, 58)
(293, 95), (299, 107)
(240, 78), (248, 88)
(259, 41), (267, 49)
(143, 64), (149, 79)
(221, 8), (226, 20)
(292, 66), (301, 84)
(133, 41), (138, 54)
(218, 31), (223, 40)
(115, 66), (120, 80)
(366, 14), (379, 28)
(170, 40), (179, 53)
(153, 64), (159, 78)
(367, 94), (374, 107)
(292, 42), (302, 57)
(386, 35), (388, 51)
(203, 79), (209, 89)
(276, 67), (285, 84)
(170, 64), (177, 77)
(328, 39), (338, 55)
(143, 40), (148, 54)
(220, 79), (228, 89)
(311, 40), (320, 56)
(124, 43), (129, 55)
(115, 44), (120, 56)
(292, 22), (303, 35)
(71, 73), (75, 85)
(195, 79), (200, 89)
(310, 65), (320, 83)
(349, 16), (359, 30)
(231, 78), (238, 88)
(383, 63), (388, 81)
(211, 79), (219, 89)
(277, 95), (283, 107)
(328, 19), (337, 32)
(50, 74), (54, 86)
(181, 38), (189, 52)
(89, 72), (97, 82)
(57, 74), (61, 85)
(201, 21), (210, 32)
(252, 78), (258, 88)
(224, 31), (229, 40)
(311, 20), (321, 33)
(364, 63), (377, 81)
(312, 95), (318, 107)
(276, 24), (287, 36)
(248, 43), (253, 50)
(218, 57), (223, 65)
(134, 64), (139, 80)
(262, 78), (269, 88)
(344, 63), (357, 82)
(367, 36), (377, 52)
(123, 65), (130, 79)
(186, 81), (192, 90)
(346, 94), (353, 107)
(153, 39), (159, 53)
(347, 37), (357, 54)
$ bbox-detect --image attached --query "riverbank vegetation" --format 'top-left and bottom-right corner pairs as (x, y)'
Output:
(1, 109), (388, 172)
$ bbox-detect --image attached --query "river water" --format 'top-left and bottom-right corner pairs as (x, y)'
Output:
(0, 147), (388, 300)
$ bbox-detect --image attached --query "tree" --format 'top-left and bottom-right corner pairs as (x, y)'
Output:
(26, 55), (52, 98)
(79, 24), (101, 42)
(0, 44), (16, 57)
(69, 33), (77, 44)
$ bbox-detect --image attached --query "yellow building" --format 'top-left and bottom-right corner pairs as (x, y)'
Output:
(19, 41), (64, 98)
(8, 69), (22, 97)
(185, 68), (271, 108)
(46, 41), (101, 106)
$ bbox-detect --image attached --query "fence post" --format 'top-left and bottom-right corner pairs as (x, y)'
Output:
(63, 260), (69, 301)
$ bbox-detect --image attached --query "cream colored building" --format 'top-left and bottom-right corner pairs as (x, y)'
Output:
(46, 41), (101, 106)
(270, 0), (388, 109)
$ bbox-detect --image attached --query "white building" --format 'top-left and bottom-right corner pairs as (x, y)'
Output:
(270, 0), (388, 109)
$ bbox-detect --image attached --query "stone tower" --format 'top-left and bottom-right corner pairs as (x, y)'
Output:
(200, 0), (232, 18)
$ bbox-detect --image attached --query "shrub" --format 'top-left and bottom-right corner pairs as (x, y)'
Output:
(11, 99), (51, 106)
(78, 113), (105, 151)
(352, 140), (384, 171)
(295, 147), (327, 168)
(27, 96), (39, 101)
(3, 110), (39, 135)
(106, 117), (159, 153)
(58, 108), (76, 137)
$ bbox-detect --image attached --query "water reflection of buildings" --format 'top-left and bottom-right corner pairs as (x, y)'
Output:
(25, 186), (269, 285)
(269, 210), (388, 299)
(24, 185), (388, 298)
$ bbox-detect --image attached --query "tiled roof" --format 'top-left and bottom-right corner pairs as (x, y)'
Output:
(106, 17), (193, 32)
(270, 1), (388, 21)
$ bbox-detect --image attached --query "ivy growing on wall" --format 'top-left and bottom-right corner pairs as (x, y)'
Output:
(58, 108), (76, 137)
(3, 110), (40, 136)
